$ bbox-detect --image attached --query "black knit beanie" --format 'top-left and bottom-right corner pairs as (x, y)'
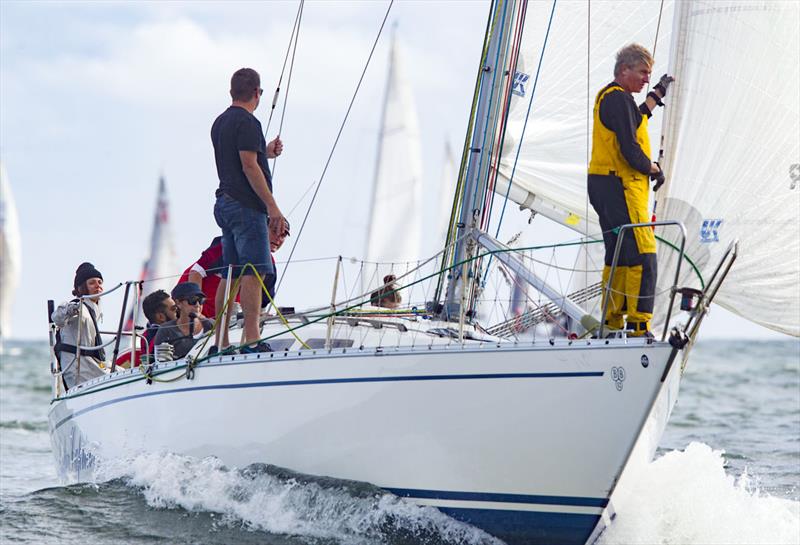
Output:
(74, 262), (103, 291)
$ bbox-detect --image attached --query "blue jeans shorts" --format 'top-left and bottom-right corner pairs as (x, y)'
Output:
(213, 194), (274, 278)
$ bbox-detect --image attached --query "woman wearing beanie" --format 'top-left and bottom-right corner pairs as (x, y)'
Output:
(51, 262), (108, 389)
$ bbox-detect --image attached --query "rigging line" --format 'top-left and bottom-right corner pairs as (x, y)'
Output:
(271, 0), (306, 180)
(646, 0), (666, 95)
(481, 0), (528, 231)
(468, 0), (510, 222)
(480, 0), (558, 284)
(264, 0), (305, 138)
(462, 0), (513, 311)
(584, 0), (590, 291)
(275, 0), (395, 294)
(434, 0), (499, 304)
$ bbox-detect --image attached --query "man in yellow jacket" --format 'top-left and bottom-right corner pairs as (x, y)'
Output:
(588, 44), (673, 338)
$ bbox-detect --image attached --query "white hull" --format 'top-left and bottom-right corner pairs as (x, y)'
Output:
(49, 330), (683, 545)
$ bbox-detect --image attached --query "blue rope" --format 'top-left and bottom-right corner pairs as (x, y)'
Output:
(482, 0), (558, 286)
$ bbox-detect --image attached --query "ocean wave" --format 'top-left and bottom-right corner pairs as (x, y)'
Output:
(600, 442), (800, 545)
(92, 452), (501, 545)
(0, 419), (48, 432)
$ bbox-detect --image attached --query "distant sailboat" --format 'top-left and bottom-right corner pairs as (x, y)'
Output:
(125, 176), (177, 328)
(364, 30), (424, 272)
(434, 140), (457, 252)
(0, 162), (21, 344)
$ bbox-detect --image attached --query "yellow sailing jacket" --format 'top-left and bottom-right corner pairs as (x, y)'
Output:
(588, 84), (651, 180)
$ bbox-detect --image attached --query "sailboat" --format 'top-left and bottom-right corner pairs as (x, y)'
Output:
(0, 162), (21, 347)
(364, 29), (424, 275)
(47, 2), (799, 544)
(124, 175), (177, 330)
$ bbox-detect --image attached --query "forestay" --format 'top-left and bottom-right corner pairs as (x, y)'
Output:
(657, 0), (800, 337)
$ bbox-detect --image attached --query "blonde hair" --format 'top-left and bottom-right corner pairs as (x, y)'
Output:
(614, 44), (654, 77)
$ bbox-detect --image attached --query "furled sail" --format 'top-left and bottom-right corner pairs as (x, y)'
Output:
(0, 162), (21, 341)
(364, 32), (424, 267)
(656, 0), (800, 337)
(127, 176), (177, 327)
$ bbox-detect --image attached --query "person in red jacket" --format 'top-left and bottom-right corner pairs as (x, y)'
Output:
(177, 236), (226, 318)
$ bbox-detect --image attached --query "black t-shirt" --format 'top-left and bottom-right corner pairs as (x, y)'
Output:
(597, 83), (652, 176)
(211, 106), (272, 213)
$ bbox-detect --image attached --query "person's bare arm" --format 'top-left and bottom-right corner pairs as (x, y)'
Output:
(239, 150), (286, 238)
(188, 271), (204, 286)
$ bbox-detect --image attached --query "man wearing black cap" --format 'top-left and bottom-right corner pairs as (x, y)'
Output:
(152, 282), (214, 360)
(52, 262), (108, 388)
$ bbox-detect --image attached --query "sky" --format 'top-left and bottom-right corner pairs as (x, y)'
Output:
(0, 0), (786, 341)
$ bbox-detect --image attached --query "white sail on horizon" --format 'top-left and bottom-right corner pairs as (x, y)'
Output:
(0, 162), (21, 341)
(130, 175), (177, 326)
(434, 140), (457, 251)
(364, 31), (424, 270)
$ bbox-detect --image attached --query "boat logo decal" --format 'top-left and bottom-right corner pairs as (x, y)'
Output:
(699, 219), (723, 243)
(611, 366), (626, 391)
(641, 354), (649, 368)
(512, 72), (530, 97)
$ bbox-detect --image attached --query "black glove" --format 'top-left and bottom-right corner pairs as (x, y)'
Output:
(650, 162), (666, 192)
(654, 74), (675, 97)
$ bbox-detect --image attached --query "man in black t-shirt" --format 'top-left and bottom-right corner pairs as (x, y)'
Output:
(211, 67), (287, 353)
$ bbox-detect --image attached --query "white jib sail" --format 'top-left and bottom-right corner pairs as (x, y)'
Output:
(656, 0), (800, 337)
(134, 176), (177, 325)
(364, 33), (424, 271)
(0, 162), (21, 340)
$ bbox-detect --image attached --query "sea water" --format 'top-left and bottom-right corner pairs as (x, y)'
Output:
(1, 340), (798, 544)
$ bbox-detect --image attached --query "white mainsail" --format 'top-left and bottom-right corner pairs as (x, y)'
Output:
(0, 162), (21, 341)
(129, 175), (177, 327)
(494, 0), (799, 337)
(495, 1), (671, 233)
(656, 0), (800, 337)
(364, 32), (424, 268)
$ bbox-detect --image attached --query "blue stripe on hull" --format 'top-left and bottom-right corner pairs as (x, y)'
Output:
(439, 507), (600, 545)
(386, 487), (608, 508)
(53, 371), (603, 430)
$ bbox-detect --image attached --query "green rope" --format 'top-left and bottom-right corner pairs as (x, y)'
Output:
(52, 234), (703, 402)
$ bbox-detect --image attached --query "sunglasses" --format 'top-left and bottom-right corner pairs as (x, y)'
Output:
(183, 296), (206, 306)
(257, 87), (264, 96)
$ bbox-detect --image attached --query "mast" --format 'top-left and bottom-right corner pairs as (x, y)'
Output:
(441, 0), (520, 320)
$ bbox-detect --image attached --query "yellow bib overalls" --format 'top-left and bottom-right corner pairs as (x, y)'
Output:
(587, 84), (657, 335)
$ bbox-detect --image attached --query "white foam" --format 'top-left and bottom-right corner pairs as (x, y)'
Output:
(601, 442), (800, 545)
(96, 452), (500, 544)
